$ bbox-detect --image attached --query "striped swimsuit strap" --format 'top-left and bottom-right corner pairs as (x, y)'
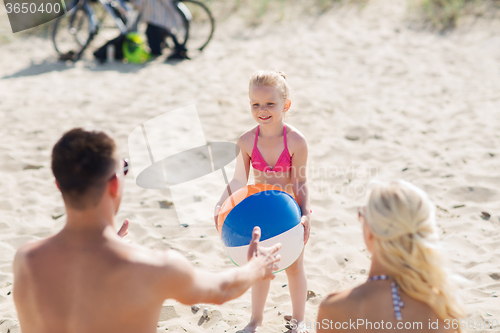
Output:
(367, 274), (404, 321)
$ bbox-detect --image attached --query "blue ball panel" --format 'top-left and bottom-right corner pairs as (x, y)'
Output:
(221, 190), (301, 247)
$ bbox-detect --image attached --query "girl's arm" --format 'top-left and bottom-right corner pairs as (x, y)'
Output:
(214, 136), (251, 229)
(290, 135), (312, 244)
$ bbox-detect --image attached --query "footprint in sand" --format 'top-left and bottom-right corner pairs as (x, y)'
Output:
(445, 186), (499, 203)
(344, 126), (369, 142)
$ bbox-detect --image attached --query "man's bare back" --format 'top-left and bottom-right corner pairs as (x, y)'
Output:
(15, 227), (173, 332)
(13, 128), (281, 333)
(15, 226), (278, 333)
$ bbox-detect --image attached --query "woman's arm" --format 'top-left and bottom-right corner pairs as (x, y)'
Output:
(290, 134), (311, 244)
(214, 135), (251, 229)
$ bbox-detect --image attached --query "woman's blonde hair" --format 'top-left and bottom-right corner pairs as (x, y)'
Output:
(365, 180), (465, 324)
(249, 70), (291, 100)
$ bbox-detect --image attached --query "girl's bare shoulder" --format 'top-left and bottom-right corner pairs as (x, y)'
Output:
(285, 124), (307, 156)
(285, 124), (307, 146)
(236, 127), (258, 153)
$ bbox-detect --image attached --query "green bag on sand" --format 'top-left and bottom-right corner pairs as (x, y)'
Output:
(123, 33), (151, 64)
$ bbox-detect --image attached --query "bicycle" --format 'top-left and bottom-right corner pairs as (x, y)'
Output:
(52, 0), (214, 60)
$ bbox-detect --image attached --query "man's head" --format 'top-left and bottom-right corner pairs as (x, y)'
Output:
(51, 128), (121, 210)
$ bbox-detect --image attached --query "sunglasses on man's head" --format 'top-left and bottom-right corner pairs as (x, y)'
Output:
(109, 158), (129, 180)
(121, 158), (129, 176)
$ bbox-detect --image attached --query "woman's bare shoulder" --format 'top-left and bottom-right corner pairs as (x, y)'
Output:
(320, 289), (355, 310)
(318, 289), (356, 323)
(320, 282), (375, 310)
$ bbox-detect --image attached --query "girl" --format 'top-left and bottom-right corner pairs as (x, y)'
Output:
(317, 180), (465, 332)
(214, 70), (311, 333)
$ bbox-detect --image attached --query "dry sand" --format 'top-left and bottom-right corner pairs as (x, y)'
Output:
(1, 0), (500, 332)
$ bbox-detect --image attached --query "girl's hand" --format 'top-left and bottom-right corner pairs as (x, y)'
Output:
(214, 205), (221, 231)
(301, 215), (311, 245)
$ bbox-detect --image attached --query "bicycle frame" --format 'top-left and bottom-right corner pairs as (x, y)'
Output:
(54, 0), (212, 59)
(67, 0), (133, 36)
(97, 0), (129, 34)
(176, 2), (192, 22)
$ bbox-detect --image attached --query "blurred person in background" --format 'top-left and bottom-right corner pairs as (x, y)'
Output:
(134, 0), (188, 59)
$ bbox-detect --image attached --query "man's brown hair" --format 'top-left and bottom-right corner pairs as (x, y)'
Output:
(51, 128), (117, 210)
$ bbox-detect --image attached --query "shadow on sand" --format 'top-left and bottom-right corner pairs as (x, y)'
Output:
(2, 59), (75, 79)
(0, 57), (163, 79)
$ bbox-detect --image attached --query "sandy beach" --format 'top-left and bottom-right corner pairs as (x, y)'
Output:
(1, 0), (500, 331)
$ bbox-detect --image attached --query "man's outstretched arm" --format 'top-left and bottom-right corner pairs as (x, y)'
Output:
(161, 227), (281, 305)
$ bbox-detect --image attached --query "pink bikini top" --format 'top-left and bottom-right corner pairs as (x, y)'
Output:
(251, 125), (292, 173)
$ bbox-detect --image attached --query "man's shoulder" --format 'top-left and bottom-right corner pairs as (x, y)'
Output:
(15, 239), (49, 262)
(129, 248), (195, 300)
(160, 249), (194, 275)
(13, 238), (51, 277)
(127, 246), (192, 275)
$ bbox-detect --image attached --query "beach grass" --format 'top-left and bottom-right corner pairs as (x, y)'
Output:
(200, 0), (360, 26)
(1, 0), (351, 40)
(3, 0), (500, 41)
(208, 0), (499, 28)
(412, 0), (500, 30)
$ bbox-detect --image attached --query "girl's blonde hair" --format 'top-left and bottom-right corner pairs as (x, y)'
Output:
(365, 180), (465, 324)
(249, 70), (291, 100)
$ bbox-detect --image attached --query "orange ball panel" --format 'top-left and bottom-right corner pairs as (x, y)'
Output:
(217, 184), (286, 237)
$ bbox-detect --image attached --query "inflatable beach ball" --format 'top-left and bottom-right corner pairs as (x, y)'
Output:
(217, 184), (303, 272)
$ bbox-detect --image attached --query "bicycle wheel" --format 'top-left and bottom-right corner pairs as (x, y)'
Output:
(175, 0), (214, 53)
(53, 4), (94, 59)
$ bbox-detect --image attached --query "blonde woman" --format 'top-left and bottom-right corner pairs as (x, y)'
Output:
(317, 180), (464, 332)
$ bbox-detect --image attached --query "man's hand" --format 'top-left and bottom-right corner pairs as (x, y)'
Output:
(301, 215), (311, 245)
(117, 219), (129, 238)
(247, 227), (281, 280)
